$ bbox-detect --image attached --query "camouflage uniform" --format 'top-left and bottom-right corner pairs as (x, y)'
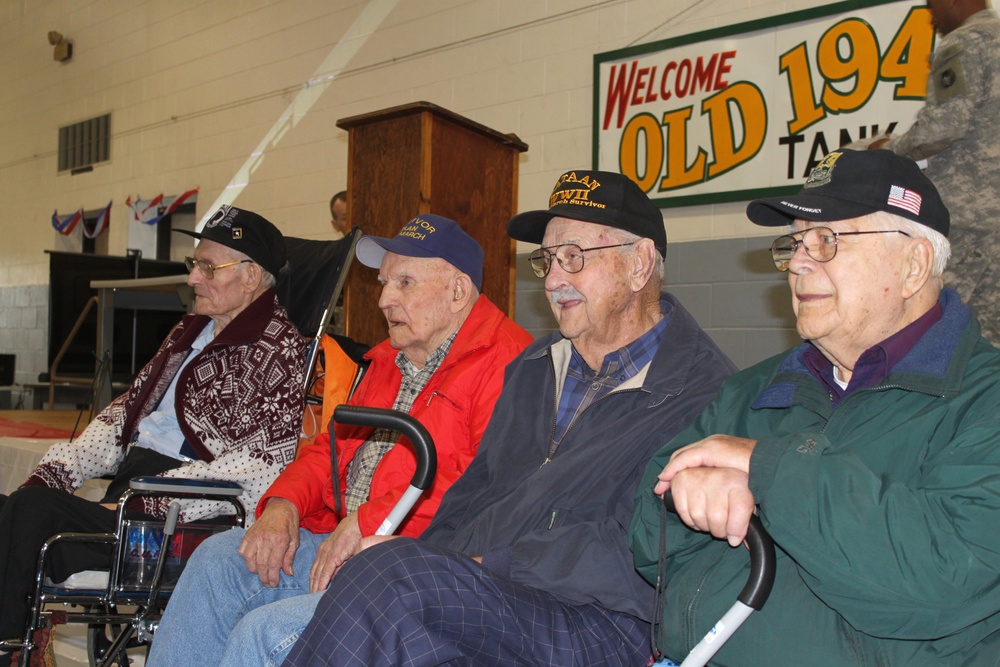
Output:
(887, 10), (1000, 345)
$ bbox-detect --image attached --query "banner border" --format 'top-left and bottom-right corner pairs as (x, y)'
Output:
(591, 0), (915, 208)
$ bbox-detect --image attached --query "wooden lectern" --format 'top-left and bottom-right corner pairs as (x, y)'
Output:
(336, 101), (528, 347)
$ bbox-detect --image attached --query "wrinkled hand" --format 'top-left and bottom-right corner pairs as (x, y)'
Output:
(669, 467), (755, 547)
(309, 512), (364, 593)
(655, 435), (758, 547)
(238, 497), (300, 587)
(358, 534), (398, 553)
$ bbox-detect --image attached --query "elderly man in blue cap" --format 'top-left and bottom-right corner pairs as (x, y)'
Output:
(281, 171), (735, 667)
(147, 214), (531, 667)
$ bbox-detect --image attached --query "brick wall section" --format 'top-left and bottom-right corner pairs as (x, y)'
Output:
(513, 236), (800, 370)
(0, 285), (49, 385)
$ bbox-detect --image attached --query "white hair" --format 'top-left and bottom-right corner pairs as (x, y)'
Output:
(867, 210), (951, 277)
(220, 244), (276, 287)
(607, 227), (666, 284)
(790, 211), (951, 277)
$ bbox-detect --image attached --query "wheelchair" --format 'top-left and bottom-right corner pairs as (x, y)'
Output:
(8, 405), (436, 667)
(4, 478), (245, 667)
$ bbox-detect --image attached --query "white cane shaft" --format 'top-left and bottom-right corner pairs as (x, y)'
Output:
(680, 602), (754, 667)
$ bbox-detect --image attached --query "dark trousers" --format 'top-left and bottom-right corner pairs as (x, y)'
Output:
(0, 446), (183, 643)
(285, 539), (650, 667)
(0, 487), (118, 640)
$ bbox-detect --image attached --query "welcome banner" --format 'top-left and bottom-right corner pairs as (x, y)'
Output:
(593, 0), (934, 208)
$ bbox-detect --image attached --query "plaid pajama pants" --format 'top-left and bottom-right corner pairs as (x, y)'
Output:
(284, 538), (649, 666)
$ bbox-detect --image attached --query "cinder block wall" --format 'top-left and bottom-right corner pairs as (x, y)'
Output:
(0, 285), (49, 386)
(514, 236), (800, 369)
(1, 0), (822, 384)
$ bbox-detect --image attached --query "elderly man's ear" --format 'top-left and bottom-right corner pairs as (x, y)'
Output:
(628, 237), (659, 293)
(902, 238), (935, 298)
(241, 261), (264, 292)
(449, 273), (475, 313)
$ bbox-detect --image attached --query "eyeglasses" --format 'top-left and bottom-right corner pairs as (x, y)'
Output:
(184, 256), (253, 279)
(527, 242), (636, 278)
(770, 227), (912, 271)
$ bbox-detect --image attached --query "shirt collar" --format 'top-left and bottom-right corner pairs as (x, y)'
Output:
(570, 306), (670, 383)
(396, 329), (459, 377)
(804, 300), (943, 402)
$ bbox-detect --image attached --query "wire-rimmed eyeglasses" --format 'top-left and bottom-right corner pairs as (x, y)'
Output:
(528, 242), (637, 278)
(770, 227), (912, 272)
(184, 256), (253, 280)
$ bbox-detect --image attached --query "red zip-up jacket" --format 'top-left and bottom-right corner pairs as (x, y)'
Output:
(258, 296), (532, 537)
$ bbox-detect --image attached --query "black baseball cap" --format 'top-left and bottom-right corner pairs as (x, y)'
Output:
(355, 214), (484, 290)
(746, 149), (950, 237)
(507, 170), (667, 255)
(174, 205), (287, 276)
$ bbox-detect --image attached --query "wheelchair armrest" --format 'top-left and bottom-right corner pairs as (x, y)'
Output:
(129, 476), (244, 497)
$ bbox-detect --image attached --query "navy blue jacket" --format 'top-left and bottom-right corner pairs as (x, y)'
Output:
(422, 293), (736, 620)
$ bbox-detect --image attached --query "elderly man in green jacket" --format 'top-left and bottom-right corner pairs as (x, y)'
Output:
(631, 149), (1000, 666)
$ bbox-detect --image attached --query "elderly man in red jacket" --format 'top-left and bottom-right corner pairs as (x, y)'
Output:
(148, 214), (532, 667)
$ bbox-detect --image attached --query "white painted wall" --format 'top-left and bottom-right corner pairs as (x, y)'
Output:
(0, 0), (832, 382)
(2, 0), (843, 273)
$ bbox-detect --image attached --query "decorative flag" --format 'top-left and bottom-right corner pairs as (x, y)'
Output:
(887, 185), (922, 216)
(52, 208), (83, 235)
(126, 193), (164, 222)
(149, 188), (199, 226)
(127, 188), (198, 226)
(144, 193), (165, 216)
(82, 200), (112, 239)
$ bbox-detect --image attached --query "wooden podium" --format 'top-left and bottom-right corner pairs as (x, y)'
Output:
(336, 101), (528, 347)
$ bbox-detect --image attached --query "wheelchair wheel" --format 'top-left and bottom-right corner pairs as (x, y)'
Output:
(86, 622), (133, 667)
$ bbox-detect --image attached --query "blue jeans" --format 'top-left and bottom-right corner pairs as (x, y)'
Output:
(146, 527), (329, 667)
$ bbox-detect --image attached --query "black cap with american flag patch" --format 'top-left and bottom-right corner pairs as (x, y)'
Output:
(745, 149), (950, 237)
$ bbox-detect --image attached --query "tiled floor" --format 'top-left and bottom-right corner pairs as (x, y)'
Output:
(53, 623), (146, 667)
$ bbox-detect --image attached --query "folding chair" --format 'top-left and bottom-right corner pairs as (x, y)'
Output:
(276, 227), (363, 395)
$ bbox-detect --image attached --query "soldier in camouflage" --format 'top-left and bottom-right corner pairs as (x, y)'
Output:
(874, 0), (1000, 344)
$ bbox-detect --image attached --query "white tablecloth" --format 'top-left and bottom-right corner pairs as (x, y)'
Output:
(0, 436), (108, 500)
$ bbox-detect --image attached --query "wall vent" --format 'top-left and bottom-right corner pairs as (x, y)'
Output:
(58, 113), (111, 173)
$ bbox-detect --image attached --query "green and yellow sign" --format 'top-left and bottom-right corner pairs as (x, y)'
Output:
(593, 0), (934, 207)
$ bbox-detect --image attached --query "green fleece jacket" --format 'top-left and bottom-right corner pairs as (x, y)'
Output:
(630, 289), (1000, 666)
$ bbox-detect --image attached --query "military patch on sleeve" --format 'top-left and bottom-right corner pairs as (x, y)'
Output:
(932, 44), (967, 103)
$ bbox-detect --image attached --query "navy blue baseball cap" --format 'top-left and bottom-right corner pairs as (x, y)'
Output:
(355, 214), (484, 290)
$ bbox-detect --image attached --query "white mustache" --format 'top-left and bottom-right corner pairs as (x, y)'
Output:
(549, 287), (584, 304)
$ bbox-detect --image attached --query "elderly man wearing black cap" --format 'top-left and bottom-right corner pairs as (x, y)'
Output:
(0, 205), (307, 665)
(631, 149), (1000, 666)
(280, 171), (735, 667)
(146, 214), (531, 667)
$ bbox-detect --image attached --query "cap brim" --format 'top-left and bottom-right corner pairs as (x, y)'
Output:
(355, 235), (443, 269)
(172, 229), (203, 240)
(746, 194), (880, 227)
(507, 204), (631, 244)
(506, 210), (556, 244)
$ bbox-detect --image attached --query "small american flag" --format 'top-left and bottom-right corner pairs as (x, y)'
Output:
(887, 185), (922, 215)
